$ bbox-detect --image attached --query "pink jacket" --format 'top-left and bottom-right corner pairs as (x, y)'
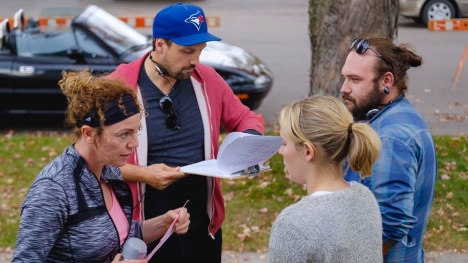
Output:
(108, 52), (264, 236)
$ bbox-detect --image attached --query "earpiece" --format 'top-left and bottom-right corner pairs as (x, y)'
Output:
(149, 54), (165, 76)
(383, 87), (390, 94)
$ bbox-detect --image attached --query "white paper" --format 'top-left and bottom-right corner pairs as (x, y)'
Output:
(180, 132), (282, 179)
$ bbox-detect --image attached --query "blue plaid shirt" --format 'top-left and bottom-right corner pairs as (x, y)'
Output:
(344, 98), (437, 263)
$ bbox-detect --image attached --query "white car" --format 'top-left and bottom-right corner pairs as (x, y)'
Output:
(399, 0), (468, 25)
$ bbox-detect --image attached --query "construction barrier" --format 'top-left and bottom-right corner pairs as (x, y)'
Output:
(120, 15), (220, 28)
(451, 43), (468, 91)
(0, 15), (220, 29)
(428, 19), (468, 90)
(428, 19), (468, 31)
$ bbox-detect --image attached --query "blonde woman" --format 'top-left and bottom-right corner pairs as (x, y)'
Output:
(269, 95), (383, 263)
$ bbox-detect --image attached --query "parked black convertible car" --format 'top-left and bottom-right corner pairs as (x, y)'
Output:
(0, 5), (273, 120)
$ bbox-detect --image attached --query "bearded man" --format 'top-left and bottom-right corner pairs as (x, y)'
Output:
(340, 37), (437, 263)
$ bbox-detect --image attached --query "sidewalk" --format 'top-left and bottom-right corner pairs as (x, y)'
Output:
(1, 251), (468, 262)
(223, 252), (468, 263)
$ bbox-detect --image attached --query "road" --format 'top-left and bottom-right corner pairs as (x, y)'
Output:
(0, 1), (467, 261)
(1, 0), (466, 135)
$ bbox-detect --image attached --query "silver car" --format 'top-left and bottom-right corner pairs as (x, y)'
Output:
(399, 0), (468, 25)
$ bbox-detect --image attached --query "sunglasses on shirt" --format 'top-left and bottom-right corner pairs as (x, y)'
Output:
(159, 96), (180, 130)
(349, 38), (393, 69)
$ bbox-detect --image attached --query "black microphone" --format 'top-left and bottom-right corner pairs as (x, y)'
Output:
(121, 237), (147, 261)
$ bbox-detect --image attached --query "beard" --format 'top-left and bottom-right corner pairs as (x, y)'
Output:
(342, 82), (386, 121)
(162, 55), (195, 80)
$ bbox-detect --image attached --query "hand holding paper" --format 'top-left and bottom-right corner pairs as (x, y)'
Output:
(180, 132), (282, 179)
(146, 200), (189, 261)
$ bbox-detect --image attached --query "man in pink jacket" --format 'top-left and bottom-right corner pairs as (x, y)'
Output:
(108, 2), (263, 263)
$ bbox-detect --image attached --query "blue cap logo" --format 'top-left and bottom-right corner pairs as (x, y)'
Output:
(185, 11), (204, 31)
(152, 3), (221, 46)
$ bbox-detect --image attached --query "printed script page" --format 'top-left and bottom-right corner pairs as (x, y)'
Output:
(179, 132), (282, 179)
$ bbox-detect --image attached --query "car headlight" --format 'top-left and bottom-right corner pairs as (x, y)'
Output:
(254, 75), (269, 86)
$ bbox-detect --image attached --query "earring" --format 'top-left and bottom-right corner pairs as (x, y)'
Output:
(383, 87), (390, 94)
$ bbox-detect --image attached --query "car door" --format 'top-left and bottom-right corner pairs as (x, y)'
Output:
(10, 28), (120, 116)
(0, 50), (15, 116)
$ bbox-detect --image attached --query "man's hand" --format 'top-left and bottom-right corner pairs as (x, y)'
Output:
(121, 163), (187, 190)
(144, 163), (187, 190)
(164, 207), (190, 234)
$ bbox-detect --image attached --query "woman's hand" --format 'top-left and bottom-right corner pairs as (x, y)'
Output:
(141, 205), (190, 243)
(164, 207), (190, 234)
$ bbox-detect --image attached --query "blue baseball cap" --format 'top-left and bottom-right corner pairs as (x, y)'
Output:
(152, 2), (221, 46)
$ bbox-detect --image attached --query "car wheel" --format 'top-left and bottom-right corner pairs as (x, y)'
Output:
(421, 0), (456, 25)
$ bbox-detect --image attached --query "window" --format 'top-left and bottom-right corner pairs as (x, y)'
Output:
(15, 29), (110, 59)
(74, 28), (110, 58)
(16, 31), (76, 57)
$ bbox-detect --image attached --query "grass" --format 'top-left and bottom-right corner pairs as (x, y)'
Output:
(0, 131), (73, 247)
(422, 136), (468, 252)
(0, 131), (467, 254)
(222, 136), (468, 253)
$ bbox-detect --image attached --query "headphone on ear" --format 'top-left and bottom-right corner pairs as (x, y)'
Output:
(149, 53), (165, 76)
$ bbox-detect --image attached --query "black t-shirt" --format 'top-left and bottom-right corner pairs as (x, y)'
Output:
(138, 66), (209, 233)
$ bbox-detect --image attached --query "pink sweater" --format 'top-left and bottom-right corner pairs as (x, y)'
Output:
(108, 52), (263, 236)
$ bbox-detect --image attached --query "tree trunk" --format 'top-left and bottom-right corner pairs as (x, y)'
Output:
(308, 0), (399, 96)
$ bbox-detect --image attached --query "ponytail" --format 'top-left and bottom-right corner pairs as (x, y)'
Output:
(279, 95), (381, 178)
(347, 122), (381, 178)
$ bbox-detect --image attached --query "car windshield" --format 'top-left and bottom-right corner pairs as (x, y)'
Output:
(79, 6), (148, 55)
